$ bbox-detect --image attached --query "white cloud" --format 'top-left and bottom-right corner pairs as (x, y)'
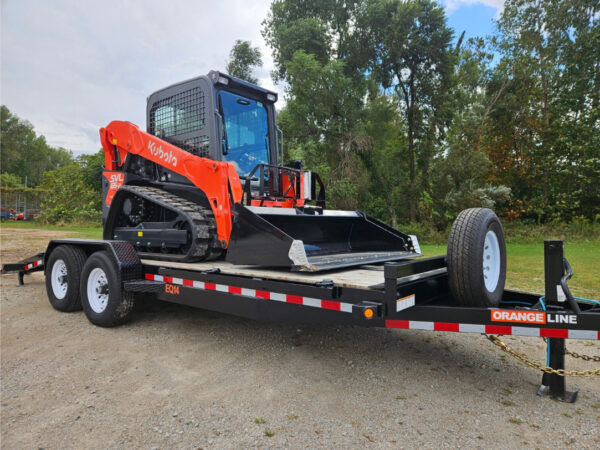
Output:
(1, 0), (282, 155)
(443, 0), (505, 16)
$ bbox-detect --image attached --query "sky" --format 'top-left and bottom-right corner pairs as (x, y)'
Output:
(1, 0), (503, 156)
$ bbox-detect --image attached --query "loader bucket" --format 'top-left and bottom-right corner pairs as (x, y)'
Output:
(226, 204), (420, 272)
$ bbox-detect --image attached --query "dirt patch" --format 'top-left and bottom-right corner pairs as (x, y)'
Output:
(1, 228), (599, 448)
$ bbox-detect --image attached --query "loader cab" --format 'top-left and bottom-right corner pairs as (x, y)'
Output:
(146, 71), (279, 182)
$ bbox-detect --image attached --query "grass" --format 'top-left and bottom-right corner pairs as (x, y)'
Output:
(0, 221), (102, 239)
(421, 241), (599, 300)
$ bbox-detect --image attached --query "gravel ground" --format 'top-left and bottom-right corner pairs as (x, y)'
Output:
(1, 227), (599, 449)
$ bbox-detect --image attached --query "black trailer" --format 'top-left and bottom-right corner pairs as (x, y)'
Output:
(2, 232), (598, 403)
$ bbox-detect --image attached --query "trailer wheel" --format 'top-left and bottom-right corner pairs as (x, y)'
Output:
(80, 251), (135, 327)
(447, 208), (506, 307)
(45, 245), (87, 312)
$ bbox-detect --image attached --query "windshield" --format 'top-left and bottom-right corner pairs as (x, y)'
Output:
(218, 90), (270, 176)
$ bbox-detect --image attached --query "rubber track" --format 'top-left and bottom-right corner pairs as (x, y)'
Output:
(447, 208), (487, 307)
(109, 185), (222, 262)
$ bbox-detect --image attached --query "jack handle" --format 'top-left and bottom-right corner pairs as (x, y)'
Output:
(561, 258), (581, 315)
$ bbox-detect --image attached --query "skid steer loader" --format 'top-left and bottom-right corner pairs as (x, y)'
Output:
(100, 71), (420, 271)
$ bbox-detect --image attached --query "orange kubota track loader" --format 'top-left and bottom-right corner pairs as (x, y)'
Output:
(100, 71), (420, 271)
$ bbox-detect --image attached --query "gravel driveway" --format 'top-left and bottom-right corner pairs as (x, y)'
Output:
(1, 228), (599, 449)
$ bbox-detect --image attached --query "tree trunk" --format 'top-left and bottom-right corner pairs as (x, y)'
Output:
(408, 122), (416, 222)
(387, 202), (398, 228)
(397, 74), (417, 222)
(408, 85), (417, 223)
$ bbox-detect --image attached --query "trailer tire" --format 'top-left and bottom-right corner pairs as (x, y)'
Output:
(447, 208), (506, 307)
(80, 250), (135, 327)
(45, 245), (87, 312)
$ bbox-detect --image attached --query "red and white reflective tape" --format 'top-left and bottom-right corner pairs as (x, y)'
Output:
(25, 260), (43, 270)
(385, 320), (599, 340)
(145, 273), (354, 313)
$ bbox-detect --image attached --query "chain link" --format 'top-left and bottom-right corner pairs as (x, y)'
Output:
(540, 337), (600, 362)
(564, 348), (600, 362)
(486, 335), (600, 377)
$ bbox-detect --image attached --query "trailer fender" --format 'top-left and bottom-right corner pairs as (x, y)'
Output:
(44, 239), (142, 283)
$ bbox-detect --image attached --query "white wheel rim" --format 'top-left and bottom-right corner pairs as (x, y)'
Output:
(51, 259), (68, 299)
(483, 230), (501, 292)
(87, 268), (109, 313)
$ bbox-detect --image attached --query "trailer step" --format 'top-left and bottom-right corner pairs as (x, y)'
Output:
(123, 279), (165, 294)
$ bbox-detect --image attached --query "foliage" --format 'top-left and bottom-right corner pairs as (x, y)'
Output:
(0, 173), (24, 188)
(1, 105), (73, 186)
(76, 149), (105, 193)
(226, 40), (263, 84)
(38, 163), (101, 225)
(356, 0), (456, 221)
(280, 50), (368, 209)
(263, 0), (599, 230)
(487, 0), (600, 222)
(262, 1), (362, 81)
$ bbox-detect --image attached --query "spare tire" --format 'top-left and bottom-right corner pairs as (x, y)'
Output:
(447, 208), (506, 307)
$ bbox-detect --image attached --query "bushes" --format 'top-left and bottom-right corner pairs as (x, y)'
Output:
(38, 163), (102, 225)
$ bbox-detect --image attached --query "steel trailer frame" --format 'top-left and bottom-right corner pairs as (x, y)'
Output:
(2, 239), (598, 402)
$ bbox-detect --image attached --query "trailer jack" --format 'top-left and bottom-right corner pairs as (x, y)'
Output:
(537, 338), (577, 403)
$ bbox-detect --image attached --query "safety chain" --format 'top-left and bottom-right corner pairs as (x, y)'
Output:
(565, 349), (600, 362)
(486, 335), (600, 377)
(541, 337), (600, 362)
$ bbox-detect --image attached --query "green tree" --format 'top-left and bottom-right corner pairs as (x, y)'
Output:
(490, 0), (600, 221)
(280, 51), (368, 209)
(77, 150), (105, 193)
(356, 0), (456, 222)
(0, 173), (24, 188)
(262, 1), (362, 81)
(226, 40), (263, 84)
(39, 163), (101, 224)
(431, 38), (511, 225)
(1, 105), (73, 186)
(357, 93), (409, 227)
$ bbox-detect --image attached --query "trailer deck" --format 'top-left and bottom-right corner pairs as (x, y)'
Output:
(141, 259), (404, 290)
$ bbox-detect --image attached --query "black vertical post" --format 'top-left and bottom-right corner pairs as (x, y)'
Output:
(383, 263), (399, 317)
(537, 240), (577, 403)
(17, 271), (25, 286)
(544, 240), (563, 304)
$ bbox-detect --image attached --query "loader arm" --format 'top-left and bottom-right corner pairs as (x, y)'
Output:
(100, 120), (243, 246)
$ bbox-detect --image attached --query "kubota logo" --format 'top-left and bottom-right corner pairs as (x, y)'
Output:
(165, 284), (180, 295)
(148, 140), (178, 167)
(491, 309), (546, 324)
